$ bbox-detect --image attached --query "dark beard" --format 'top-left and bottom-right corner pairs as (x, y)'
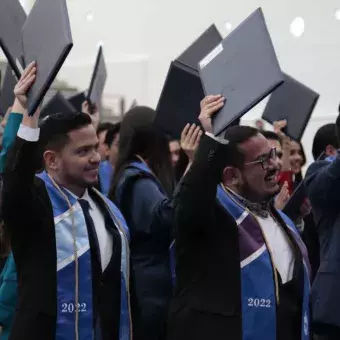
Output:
(239, 180), (277, 204)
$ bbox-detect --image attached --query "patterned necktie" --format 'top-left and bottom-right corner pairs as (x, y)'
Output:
(230, 191), (271, 218)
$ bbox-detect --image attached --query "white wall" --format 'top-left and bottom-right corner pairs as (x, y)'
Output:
(17, 0), (340, 165)
(18, 0), (33, 12)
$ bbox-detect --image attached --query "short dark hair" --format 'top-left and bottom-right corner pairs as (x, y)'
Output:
(105, 122), (121, 147)
(261, 130), (281, 143)
(223, 126), (259, 167)
(39, 112), (92, 152)
(312, 123), (339, 160)
(97, 122), (114, 136)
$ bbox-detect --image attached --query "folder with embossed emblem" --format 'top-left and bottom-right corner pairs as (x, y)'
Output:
(199, 8), (284, 136)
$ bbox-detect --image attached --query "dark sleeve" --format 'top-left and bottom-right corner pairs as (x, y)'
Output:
(2, 137), (41, 233)
(128, 178), (174, 236)
(301, 214), (319, 281)
(304, 157), (340, 209)
(174, 134), (229, 236)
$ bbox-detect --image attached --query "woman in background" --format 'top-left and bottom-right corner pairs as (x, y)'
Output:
(290, 139), (306, 187)
(110, 106), (200, 340)
(168, 138), (181, 171)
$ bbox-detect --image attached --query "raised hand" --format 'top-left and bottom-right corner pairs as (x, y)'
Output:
(81, 100), (100, 129)
(273, 120), (291, 171)
(180, 124), (202, 162)
(274, 181), (290, 210)
(273, 120), (291, 147)
(273, 120), (287, 137)
(198, 95), (225, 134)
(81, 100), (91, 115)
(13, 61), (36, 110)
(81, 100), (99, 115)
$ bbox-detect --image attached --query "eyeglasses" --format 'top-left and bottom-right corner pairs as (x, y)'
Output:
(276, 151), (283, 160)
(244, 148), (277, 170)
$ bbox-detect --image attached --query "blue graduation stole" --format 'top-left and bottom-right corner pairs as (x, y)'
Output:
(216, 185), (311, 340)
(37, 171), (132, 340)
(98, 160), (113, 196)
(123, 161), (176, 286)
(325, 155), (336, 162)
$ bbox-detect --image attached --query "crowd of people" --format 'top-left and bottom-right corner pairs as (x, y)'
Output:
(0, 62), (339, 340)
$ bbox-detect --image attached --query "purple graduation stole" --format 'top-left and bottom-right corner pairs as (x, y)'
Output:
(216, 185), (311, 340)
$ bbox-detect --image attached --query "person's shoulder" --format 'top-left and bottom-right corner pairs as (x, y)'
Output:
(34, 173), (49, 189)
(306, 159), (330, 177)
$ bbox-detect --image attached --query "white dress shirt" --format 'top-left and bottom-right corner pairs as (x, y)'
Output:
(257, 215), (295, 283)
(18, 124), (113, 271)
(71, 190), (113, 271)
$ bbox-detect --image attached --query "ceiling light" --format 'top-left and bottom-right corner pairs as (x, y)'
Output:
(290, 17), (305, 37)
(224, 22), (232, 31)
(335, 9), (340, 20)
(86, 12), (93, 22)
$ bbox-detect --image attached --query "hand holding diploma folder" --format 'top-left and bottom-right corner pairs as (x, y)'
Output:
(199, 8), (284, 135)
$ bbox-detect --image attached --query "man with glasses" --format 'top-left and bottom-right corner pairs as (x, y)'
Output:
(168, 95), (311, 340)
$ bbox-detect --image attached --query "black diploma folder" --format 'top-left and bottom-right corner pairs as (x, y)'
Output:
(283, 181), (306, 221)
(21, 0), (73, 116)
(155, 61), (205, 139)
(40, 92), (76, 118)
(87, 46), (107, 106)
(177, 25), (223, 71)
(155, 25), (222, 139)
(68, 91), (86, 112)
(0, 0), (26, 79)
(262, 73), (319, 141)
(199, 8), (284, 135)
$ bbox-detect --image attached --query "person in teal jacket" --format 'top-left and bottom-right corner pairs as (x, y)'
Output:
(0, 110), (23, 339)
(0, 112), (23, 172)
(0, 253), (17, 340)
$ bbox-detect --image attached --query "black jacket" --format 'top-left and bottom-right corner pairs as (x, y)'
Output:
(2, 137), (122, 340)
(168, 135), (306, 340)
(305, 156), (340, 334)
